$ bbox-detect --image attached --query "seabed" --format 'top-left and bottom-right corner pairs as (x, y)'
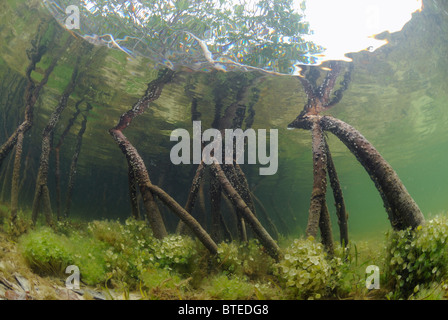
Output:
(1, 203), (448, 300)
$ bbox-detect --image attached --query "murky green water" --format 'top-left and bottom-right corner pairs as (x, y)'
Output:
(0, 0), (447, 244)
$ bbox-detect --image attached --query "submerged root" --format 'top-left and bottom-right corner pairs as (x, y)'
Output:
(289, 115), (425, 230)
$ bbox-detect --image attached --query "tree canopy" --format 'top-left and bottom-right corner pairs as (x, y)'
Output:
(43, 0), (321, 74)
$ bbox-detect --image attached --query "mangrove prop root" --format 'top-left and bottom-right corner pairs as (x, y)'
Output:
(0, 22), (70, 170)
(251, 192), (280, 241)
(10, 132), (23, 221)
(234, 163), (256, 214)
(31, 134), (52, 224)
(1, 74), (26, 140)
(176, 162), (205, 235)
(128, 166), (141, 220)
(319, 202), (335, 256)
(324, 138), (349, 246)
(289, 115), (425, 230)
(219, 206), (233, 242)
(146, 183), (218, 255)
(31, 124), (56, 225)
(292, 62), (352, 250)
(109, 69), (174, 239)
(0, 49), (57, 169)
(208, 74), (261, 241)
(327, 63), (354, 108)
(42, 185), (53, 225)
(222, 191), (238, 230)
(112, 69), (174, 132)
(176, 96), (206, 235)
(210, 161), (282, 261)
(185, 162), (205, 214)
(19, 152), (32, 198)
(0, 153), (13, 202)
(210, 171), (223, 243)
(54, 99), (84, 219)
(222, 164), (248, 242)
(54, 140), (62, 220)
(320, 62), (342, 104)
(234, 164), (257, 240)
(32, 48), (82, 225)
(31, 183), (53, 226)
(306, 121), (328, 238)
(297, 61), (344, 118)
(198, 181), (207, 227)
(110, 129), (167, 239)
(64, 105), (91, 219)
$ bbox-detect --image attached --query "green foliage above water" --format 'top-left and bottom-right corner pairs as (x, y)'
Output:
(44, 0), (317, 74)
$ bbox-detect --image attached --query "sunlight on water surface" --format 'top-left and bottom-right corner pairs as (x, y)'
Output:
(42, 0), (422, 74)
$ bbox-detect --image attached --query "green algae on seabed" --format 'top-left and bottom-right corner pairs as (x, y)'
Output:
(0, 212), (446, 300)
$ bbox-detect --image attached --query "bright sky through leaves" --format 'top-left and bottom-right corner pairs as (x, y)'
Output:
(42, 0), (423, 74)
(301, 0), (423, 64)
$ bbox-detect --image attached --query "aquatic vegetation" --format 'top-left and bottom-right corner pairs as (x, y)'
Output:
(0, 204), (9, 222)
(204, 274), (257, 300)
(1, 209), (33, 239)
(88, 218), (196, 274)
(20, 227), (74, 276)
(19, 218), (198, 288)
(15, 218), (345, 299)
(385, 216), (448, 299)
(273, 237), (343, 299)
(140, 268), (183, 291)
(216, 239), (274, 280)
(6, 214), (448, 300)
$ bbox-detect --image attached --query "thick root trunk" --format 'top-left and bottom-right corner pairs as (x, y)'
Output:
(289, 115), (425, 230)
(109, 69), (174, 238)
(10, 132), (23, 221)
(210, 161), (282, 261)
(110, 128), (167, 239)
(306, 121), (334, 253)
(324, 139), (349, 246)
(146, 183), (218, 255)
